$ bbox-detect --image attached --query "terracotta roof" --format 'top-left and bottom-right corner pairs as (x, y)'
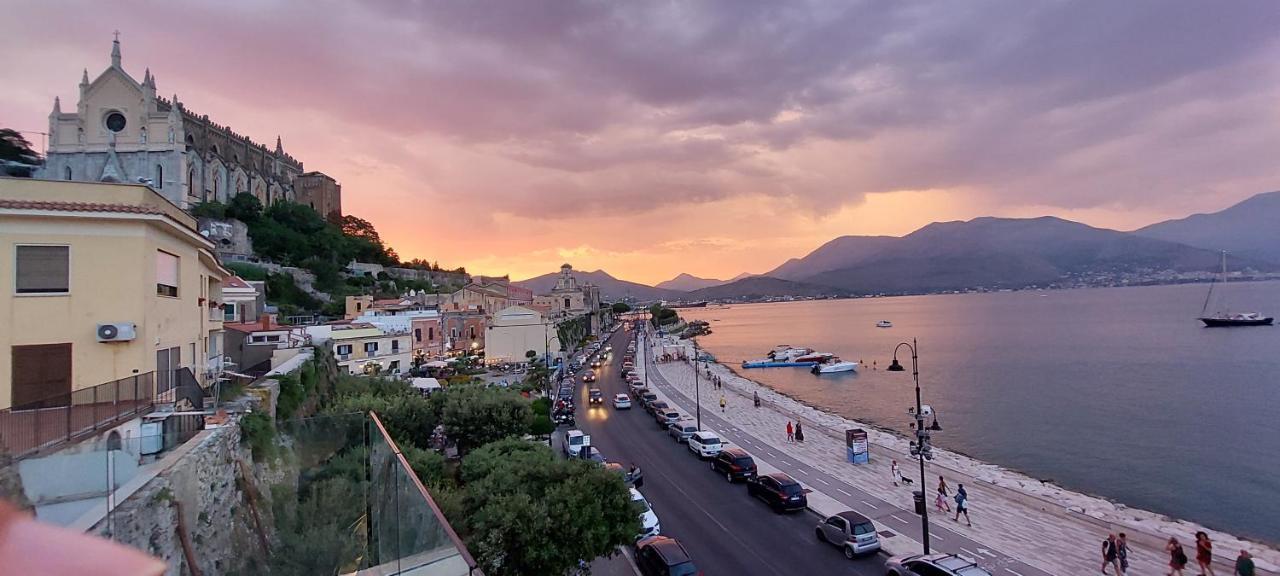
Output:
(223, 276), (253, 289)
(224, 321), (287, 333)
(0, 199), (167, 215)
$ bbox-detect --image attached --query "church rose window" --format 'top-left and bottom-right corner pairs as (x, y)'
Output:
(105, 111), (126, 132)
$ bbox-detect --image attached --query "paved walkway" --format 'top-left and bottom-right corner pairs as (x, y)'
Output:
(638, 330), (1277, 576)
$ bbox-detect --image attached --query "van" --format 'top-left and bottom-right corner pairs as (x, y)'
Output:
(563, 429), (588, 457)
(687, 431), (722, 458)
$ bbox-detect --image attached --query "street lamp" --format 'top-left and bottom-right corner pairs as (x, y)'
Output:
(887, 338), (941, 554)
(693, 339), (701, 430)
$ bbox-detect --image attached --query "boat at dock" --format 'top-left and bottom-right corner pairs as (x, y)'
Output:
(794, 352), (835, 363)
(811, 358), (858, 374)
(743, 359), (820, 368)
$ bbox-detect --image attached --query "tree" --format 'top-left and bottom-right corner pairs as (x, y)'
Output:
(226, 192), (264, 222)
(611, 302), (631, 314)
(0, 128), (40, 177)
(459, 439), (638, 576)
(189, 200), (227, 219)
(435, 386), (533, 455)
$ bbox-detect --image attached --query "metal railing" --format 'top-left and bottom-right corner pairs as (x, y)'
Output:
(0, 368), (204, 459)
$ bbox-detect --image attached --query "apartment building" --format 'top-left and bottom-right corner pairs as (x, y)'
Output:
(330, 325), (411, 375)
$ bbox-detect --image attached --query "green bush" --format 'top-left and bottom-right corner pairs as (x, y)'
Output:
(225, 262), (268, 281)
(240, 412), (276, 461)
(276, 373), (306, 420)
(400, 443), (448, 487)
(190, 201), (227, 219)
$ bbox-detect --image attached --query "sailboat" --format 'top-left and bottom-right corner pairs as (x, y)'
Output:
(1198, 251), (1273, 327)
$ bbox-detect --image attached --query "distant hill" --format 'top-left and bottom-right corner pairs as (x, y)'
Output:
(794, 216), (1255, 294)
(655, 272), (729, 291)
(1135, 191), (1280, 264)
(514, 269), (684, 302)
(685, 276), (847, 300)
(767, 236), (898, 280)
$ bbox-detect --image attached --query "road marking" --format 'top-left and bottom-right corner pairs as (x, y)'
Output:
(765, 451), (777, 458)
(859, 499), (877, 509)
(977, 548), (996, 557)
(890, 515), (909, 525)
(960, 547), (981, 559)
(835, 488), (852, 496)
(931, 532), (944, 541)
(816, 478), (830, 486)
(1004, 569), (1024, 576)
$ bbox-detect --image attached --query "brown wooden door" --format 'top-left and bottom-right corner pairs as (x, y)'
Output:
(11, 344), (72, 408)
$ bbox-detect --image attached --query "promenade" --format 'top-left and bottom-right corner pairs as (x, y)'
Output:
(638, 329), (1278, 576)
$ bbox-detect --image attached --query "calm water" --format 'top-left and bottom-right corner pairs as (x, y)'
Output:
(681, 282), (1280, 544)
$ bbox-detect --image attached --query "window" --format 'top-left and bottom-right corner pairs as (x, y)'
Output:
(364, 342), (378, 354)
(391, 339), (400, 351)
(469, 326), (476, 339)
(224, 302), (237, 322)
(451, 327), (458, 338)
(155, 164), (163, 189)
(63, 166), (72, 180)
(156, 347), (180, 395)
(428, 327), (435, 341)
(187, 168), (195, 196)
(16, 245), (70, 294)
(564, 297), (571, 309)
(825, 517), (845, 529)
(11, 344), (72, 407)
(414, 328), (422, 343)
(156, 250), (179, 297)
(336, 344), (352, 356)
(389, 360), (400, 372)
(104, 111), (126, 133)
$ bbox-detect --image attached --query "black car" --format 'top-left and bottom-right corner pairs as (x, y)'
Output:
(746, 472), (808, 513)
(635, 536), (699, 576)
(589, 388), (604, 405)
(710, 447), (757, 482)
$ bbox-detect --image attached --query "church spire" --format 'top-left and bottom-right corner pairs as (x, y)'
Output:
(111, 30), (121, 68)
(80, 68), (89, 86)
(143, 67), (153, 87)
(52, 96), (61, 115)
(275, 135), (283, 154)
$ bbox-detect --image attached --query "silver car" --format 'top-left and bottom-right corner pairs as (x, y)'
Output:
(885, 553), (993, 576)
(667, 421), (698, 443)
(814, 510), (880, 558)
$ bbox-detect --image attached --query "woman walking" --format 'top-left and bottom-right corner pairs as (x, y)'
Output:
(891, 460), (902, 486)
(786, 421), (794, 443)
(935, 476), (951, 512)
(1196, 532), (1215, 576)
(1117, 533), (1129, 575)
(1167, 537), (1188, 576)
(794, 420), (805, 443)
(1102, 534), (1120, 575)
(953, 484), (971, 526)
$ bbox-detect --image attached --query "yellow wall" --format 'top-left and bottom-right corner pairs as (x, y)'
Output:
(0, 178), (224, 409)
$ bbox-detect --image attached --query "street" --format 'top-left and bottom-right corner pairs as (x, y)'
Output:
(568, 327), (886, 576)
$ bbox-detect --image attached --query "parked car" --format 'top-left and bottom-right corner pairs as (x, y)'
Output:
(645, 399), (669, 416)
(746, 472), (808, 513)
(655, 409), (682, 429)
(606, 461), (644, 488)
(590, 359), (602, 369)
(613, 393), (632, 409)
(630, 487), (661, 540)
(710, 447), (757, 482)
(884, 553), (993, 576)
(563, 430), (588, 457)
(635, 536), (699, 576)
(668, 420), (698, 443)
(583, 370), (597, 383)
(577, 445), (605, 464)
(687, 430), (722, 458)
(589, 388), (604, 405)
(815, 510), (880, 558)
(623, 361), (635, 371)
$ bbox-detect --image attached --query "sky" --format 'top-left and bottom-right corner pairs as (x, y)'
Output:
(3, 1), (1279, 285)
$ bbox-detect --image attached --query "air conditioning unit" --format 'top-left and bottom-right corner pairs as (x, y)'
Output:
(97, 323), (137, 342)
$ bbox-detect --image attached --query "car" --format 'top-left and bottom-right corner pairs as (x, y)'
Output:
(563, 429), (588, 457)
(622, 361), (635, 371)
(630, 487), (661, 539)
(623, 354), (634, 364)
(815, 510), (881, 558)
(605, 345), (613, 352)
(655, 409), (682, 429)
(576, 445), (606, 464)
(884, 553), (993, 576)
(635, 536), (699, 576)
(590, 359), (602, 369)
(667, 421), (698, 443)
(645, 399), (668, 415)
(613, 393), (632, 409)
(583, 370), (597, 383)
(606, 461), (644, 488)
(639, 391), (659, 408)
(746, 472), (808, 513)
(710, 447), (757, 482)
(687, 430), (722, 458)
(589, 388), (604, 405)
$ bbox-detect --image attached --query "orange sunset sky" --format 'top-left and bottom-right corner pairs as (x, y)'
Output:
(4, 2), (1280, 285)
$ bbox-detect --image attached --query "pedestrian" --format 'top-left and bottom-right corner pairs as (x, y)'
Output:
(891, 460), (902, 486)
(1195, 532), (1216, 576)
(1102, 533), (1120, 575)
(1167, 537), (1188, 576)
(719, 395), (726, 412)
(753, 390), (761, 408)
(953, 484), (971, 526)
(1117, 532), (1129, 575)
(786, 421), (794, 443)
(794, 421), (804, 443)
(935, 475), (951, 512)
(1235, 550), (1255, 576)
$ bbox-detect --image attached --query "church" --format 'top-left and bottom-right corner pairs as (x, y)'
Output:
(36, 35), (328, 211)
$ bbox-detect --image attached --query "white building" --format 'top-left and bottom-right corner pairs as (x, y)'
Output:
(485, 306), (560, 365)
(331, 326), (412, 376)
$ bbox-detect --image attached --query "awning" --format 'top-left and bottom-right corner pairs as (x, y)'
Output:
(224, 371), (255, 379)
(411, 378), (442, 391)
(424, 360), (449, 368)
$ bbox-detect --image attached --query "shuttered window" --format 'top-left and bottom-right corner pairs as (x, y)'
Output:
(156, 250), (179, 297)
(12, 344), (72, 407)
(15, 245), (70, 294)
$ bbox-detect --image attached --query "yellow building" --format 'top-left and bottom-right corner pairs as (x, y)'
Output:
(330, 325), (412, 376)
(0, 177), (227, 410)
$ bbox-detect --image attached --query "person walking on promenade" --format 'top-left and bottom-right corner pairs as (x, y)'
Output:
(1196, 532), (1216, 576)
(753, 390), (760, 408)
(794, 421), (805, 443)
(1102, 534), (1120, 575)
(935, 476), (951, 512)
(719, 394), (726, 412)
(1117, 532), (1129, 575)
(953, 484), (971, 526)
(891, 460), (902, 486)
(1167, 537), (1188, 576)
(1235, 550), (1255, 576)
(786, 421), (794, 443)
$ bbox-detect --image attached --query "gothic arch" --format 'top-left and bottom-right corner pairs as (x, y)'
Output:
(207, 158), (228, 202)
(252, 176), (268, 204)
(232, 167), (250, 200)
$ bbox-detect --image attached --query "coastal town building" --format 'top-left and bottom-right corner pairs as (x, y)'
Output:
(223, 314), (307, 375)
(220, 275), (264, 323)
(532, 263), (608, 335)
(411, 315), (444, 361)
(35, 36), (337, 211)
(330, 325), (410, 375)
(442, 310), (486, 355)
(292, 171), (342, 219)
(0, 177), (228, 409)
(485, 306), (560, 365)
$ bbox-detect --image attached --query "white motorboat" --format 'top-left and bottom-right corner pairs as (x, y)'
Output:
(794, 352), (835, 363)
(876, 320), (893, 328)
(811, 358), (858, 374)
(769, 347), (813, 362)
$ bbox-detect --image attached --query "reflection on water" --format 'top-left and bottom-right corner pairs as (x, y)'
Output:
(683, 282), (1280, 544)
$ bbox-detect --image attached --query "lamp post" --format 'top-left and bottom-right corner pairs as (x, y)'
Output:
(693, 339), (701, 430)
(887, 338), (941, 554)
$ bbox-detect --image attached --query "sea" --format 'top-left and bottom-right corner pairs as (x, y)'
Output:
(679, 281), (1280, 545)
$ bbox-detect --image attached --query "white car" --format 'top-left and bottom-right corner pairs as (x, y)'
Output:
(613, 393), (632, 409)
(688, 430), (723, 458)
(631, 487), (660, 539)
(563, 429), (588, 457)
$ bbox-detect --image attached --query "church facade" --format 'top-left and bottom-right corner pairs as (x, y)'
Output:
(37, 36), (310, 209)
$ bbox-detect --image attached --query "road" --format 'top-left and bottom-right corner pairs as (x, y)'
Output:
(567, 327), (886, 576)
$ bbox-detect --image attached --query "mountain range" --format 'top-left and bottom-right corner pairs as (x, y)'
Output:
(515, 191), (1280, 300)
